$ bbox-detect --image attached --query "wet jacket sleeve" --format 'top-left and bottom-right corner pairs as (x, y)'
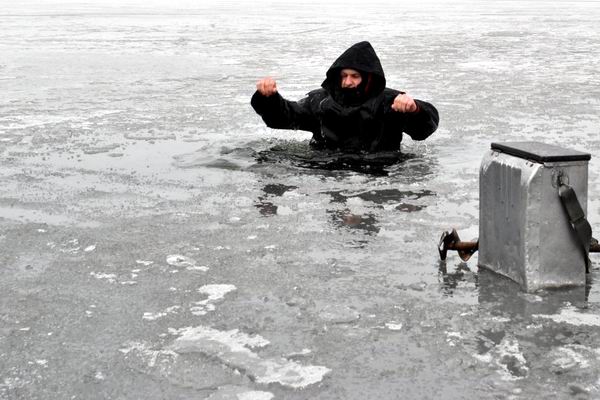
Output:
(384, 89), (439, 141)
(250, 91), (318, 132)
(401, 99), (439, 141)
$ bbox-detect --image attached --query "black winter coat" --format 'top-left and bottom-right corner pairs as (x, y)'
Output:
(251, 41), (439, 152)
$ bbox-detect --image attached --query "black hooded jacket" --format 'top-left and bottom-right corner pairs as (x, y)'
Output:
(251, 41), (439, 152)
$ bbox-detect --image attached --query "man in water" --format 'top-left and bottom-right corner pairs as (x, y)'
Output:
(251, 41), (439, 152)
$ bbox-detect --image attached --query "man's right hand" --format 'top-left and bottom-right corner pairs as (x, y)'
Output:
(256, 77), (278, 97)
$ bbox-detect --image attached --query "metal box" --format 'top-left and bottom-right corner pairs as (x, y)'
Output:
(478, 142), (591, 292)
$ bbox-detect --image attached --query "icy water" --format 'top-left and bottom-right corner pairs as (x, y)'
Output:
(2, 0), (600, 399)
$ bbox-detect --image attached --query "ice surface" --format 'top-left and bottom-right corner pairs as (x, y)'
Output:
(2, 0), (600, 399)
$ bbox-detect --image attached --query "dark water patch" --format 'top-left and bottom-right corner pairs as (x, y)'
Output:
(477, 329), (506, 350)
(174, 140), (431, 179)
(254, 183), (298, 217)
(262, 183), (298, 197)
(254, 141), (417, 176)
(255, 200), (278, 217)
(396, 203), (425, 212)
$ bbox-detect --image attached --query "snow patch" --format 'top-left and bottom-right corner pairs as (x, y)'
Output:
(445, 331), (463, 346)
(143, 305), (181, 321)
(119, 341), (178, 368)
(533, 306), (600, 326)
(143, 312), (167, 321)
(186, 265), (209, 272)
(190, 284), (236, 316)
(166, 254), (196, 267)
(171, 326), (330, 389)
(472, 336), (529, 381)
(90, 272), (117, 283)
(385, 322), (403, 331)
(551, 345), (592, 370)
(206, 386), (274, 400)
(199, 284), (237, 302)
(166, 254), (209, 271)
(237, 391), (274, 400)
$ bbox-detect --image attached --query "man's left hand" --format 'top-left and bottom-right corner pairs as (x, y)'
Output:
(391, 93), (418, 113)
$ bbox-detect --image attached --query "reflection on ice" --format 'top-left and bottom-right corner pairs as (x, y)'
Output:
(328, 209), (379, 235)
(173, 146), (257, 170)
(438, 261), (477, 296)
(477, 268), (589, 316)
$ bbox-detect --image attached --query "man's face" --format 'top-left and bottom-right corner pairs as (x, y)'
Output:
(340, 68), (362, 89)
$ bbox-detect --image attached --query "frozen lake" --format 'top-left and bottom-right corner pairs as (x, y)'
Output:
(1, 0), (600, 398)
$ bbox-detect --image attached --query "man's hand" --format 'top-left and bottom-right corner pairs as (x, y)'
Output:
(391, 93), (418, 113)
(256, 77), (278, 97)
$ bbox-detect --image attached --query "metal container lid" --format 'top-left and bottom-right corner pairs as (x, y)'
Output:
(491, 141), (591, 163)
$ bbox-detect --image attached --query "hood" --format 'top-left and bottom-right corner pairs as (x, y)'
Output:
(321, 41), (386, 100)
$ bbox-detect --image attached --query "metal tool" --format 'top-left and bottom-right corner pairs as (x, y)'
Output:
(439, 230), (598, 261)
(438, 229), (478, 261)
